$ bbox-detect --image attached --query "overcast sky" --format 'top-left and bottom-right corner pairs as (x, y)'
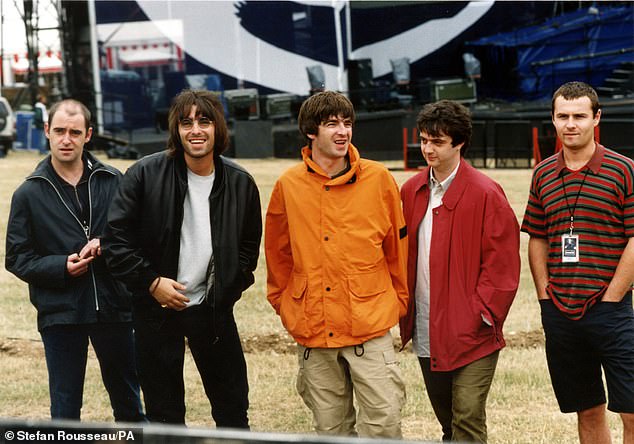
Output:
(1, 0), (60, 56)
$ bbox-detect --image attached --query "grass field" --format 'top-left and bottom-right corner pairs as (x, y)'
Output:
(0, 150), (626, 443)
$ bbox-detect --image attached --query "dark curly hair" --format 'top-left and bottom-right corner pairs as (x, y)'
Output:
(416, 100), (472, 156)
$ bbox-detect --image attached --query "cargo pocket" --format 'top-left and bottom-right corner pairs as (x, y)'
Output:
(280, 274), (311, 339)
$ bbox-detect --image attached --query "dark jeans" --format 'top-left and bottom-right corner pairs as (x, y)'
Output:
(134, 304), (249, 427)
(40, 322), (145, 421)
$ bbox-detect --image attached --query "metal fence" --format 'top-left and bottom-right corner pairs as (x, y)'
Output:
(0, 418), (441, 444)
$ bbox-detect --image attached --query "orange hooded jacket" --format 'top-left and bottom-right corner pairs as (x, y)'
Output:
(265, 145), (408, 348)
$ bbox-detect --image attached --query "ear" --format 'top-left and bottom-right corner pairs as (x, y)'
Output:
(85, 127), (93, 143)
(307, 133), (316, 140)
(593, 109), (601, 127)
(44, 122), (50, 139)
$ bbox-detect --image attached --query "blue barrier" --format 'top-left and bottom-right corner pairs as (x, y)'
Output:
(13, 111), (45, 151)
(15, 112), (34, 150)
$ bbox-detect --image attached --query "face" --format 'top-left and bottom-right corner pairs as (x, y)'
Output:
(552, 96), (600, 152)
(308, 115), (352, 162)
(45, 105), (92, 167)
(420, 130), (462, 174)
(178, 105), (215, 161)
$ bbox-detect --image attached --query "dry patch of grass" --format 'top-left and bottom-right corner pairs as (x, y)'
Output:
(0, 150), (626, 443)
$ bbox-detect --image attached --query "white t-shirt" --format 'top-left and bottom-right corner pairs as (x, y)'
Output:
(35, 101), (48, 124)
(177, 169), (215, 307)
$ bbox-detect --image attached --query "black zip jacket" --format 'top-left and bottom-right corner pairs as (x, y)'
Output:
(102, 151), (262, 320)
(5, 153), (132, 331)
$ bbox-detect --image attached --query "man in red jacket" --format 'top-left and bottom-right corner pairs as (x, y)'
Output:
(400, 100), (520, 443)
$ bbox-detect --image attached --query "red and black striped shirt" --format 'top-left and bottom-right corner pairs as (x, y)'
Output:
(521, 144), (634, 319)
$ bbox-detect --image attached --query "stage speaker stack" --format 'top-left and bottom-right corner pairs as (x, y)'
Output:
(273, 124), (303, 159)
(347, 59), (374, 110)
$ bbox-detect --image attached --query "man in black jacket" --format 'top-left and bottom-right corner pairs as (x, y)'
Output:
(5, 99), (144, 421)
(102, 89), (262, 427)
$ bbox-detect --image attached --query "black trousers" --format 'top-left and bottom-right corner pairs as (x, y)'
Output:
(134, 304), (249, 427)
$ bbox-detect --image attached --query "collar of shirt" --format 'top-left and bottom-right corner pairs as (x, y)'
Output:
(429, 162), (460, 195)
(554, 142), (604, 176)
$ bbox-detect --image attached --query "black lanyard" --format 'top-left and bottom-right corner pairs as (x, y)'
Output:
(561, 168), (589, 236)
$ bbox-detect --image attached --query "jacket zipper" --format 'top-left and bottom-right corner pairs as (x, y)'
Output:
(208, 179), (220, 344)
(209, 209), (219, 344)
(86, 171), (98, 311)
(31, 167), (116, 313)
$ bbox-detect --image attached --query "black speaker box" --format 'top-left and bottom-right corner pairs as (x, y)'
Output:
(273, 125), (303, 159)
(347, 59), (374, 110)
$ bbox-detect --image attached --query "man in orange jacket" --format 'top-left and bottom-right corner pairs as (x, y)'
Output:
(265, 91), (409, 438)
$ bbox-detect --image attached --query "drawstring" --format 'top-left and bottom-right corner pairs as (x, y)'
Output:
(302, 344), (364, 359)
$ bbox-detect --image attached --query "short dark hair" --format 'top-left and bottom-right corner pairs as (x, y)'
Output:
(48, 99), (91, 132)
(167, 89), (229, 157)
(416, 100), (472, 156)
(298, 91), (355, 144)
(551, 81), (600, 116)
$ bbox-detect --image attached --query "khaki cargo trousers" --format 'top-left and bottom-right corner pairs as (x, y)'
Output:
(296, 332), (406, 438)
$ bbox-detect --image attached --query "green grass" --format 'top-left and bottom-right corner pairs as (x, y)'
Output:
(0, 150), (626, 443)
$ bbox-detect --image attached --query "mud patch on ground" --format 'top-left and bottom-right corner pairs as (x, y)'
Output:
(241, 333), (297, 354)
(0, 338), (44, 358)
(504, 329), (545, 349)
(240, 329), (546, 354)
(0, 329), (545, 357)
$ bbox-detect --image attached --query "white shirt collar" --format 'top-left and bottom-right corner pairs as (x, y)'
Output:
(429, 162), (460, 192)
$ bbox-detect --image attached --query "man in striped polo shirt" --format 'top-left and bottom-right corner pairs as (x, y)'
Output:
(522, 81), (634, 444)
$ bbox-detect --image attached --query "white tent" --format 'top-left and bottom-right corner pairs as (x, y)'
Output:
(11, 53), (63, 75)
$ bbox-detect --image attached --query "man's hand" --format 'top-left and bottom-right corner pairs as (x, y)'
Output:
(79, 238), (101, 260)
(67, 253), (94, 277)
(149, 277), (190, 311)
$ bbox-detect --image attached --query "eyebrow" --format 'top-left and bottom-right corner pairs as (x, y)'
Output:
(555, 112), (589, 117)
(323, 117), (352, 123)
(52, 127), (83, 133)
(420, 133), (449, 141)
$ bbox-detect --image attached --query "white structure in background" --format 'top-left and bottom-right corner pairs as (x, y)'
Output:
(135, 0), (494, 96)
(1, 0), (61, 85)
(11, 51), (62, 76)
(96, 19), (184, 97)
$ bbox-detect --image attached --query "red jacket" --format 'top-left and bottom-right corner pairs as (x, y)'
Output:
(399, 159), (520, 371)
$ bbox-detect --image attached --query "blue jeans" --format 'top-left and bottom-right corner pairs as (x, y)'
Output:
(40, 323), (145, 421)
(33, 128), (48, 153)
